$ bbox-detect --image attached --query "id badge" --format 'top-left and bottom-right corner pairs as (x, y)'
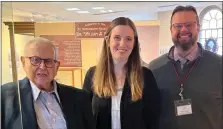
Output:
(174, 99), (192, 116)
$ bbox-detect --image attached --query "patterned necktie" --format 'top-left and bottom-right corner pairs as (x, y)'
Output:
(38, 91), (67, 129)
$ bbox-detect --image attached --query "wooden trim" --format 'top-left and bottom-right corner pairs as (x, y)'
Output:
(9, 27), (18, 81)
(56, 68), (83, 87)
(57, 68), (75, 86)
(3, 22), (35, 34)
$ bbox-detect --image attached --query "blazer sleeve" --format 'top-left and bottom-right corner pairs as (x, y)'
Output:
(83, 66), (96, 101)
(1, 85), (6, 129)
(82, 91), (96, 129)
(142, 67), (161, 129)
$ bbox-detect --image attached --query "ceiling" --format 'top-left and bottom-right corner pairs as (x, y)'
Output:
(1, 1), (222, 22)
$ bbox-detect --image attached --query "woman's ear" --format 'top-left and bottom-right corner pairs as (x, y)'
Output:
(105, 36), (110, 46)
(104, 36), (108, 41)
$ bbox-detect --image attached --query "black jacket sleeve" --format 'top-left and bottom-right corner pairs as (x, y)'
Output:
(82, 91), (96, 129)
(142, 67), (161, 129)
(83, 66), (96, 101)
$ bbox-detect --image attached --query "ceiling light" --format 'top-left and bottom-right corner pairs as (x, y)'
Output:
(100, 10), (107, 13)
(92, 7), (105, 10)
(66, 8), (80, 11)
(108, 10), (113, 12)
(77, 11), (90, 14)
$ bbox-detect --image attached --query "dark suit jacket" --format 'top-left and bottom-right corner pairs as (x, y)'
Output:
(1, 77), (96, 129)
(83, 66), (161, 129)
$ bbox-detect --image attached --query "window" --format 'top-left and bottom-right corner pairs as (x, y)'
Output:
(199, 5), (222, 55)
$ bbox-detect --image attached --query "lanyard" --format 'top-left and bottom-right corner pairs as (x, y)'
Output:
(172, 58), (199, 100)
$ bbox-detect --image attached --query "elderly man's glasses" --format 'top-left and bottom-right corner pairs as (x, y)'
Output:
(25, 56), (58, 68)
(172, 22), (197, 31)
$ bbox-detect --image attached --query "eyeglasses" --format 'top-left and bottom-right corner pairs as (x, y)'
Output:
(172, 22), (197, 31)
(25, 56), (58, 68)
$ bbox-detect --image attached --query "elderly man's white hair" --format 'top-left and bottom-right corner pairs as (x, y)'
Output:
(24, 37), (58, 60)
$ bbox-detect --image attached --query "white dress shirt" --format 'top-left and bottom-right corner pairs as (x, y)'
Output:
(111, 88), (123, 129)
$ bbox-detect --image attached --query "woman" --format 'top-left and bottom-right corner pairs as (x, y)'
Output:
(83, 17), (160, 129)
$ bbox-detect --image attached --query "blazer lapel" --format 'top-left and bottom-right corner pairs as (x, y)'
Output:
(19, 77), (38, 129)
(120, 78), (131, 129)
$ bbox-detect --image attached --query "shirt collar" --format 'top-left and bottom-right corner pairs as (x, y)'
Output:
(168, 42), (203, 61)
(30, 80), (60, 103)
(174, 43), (199, 62)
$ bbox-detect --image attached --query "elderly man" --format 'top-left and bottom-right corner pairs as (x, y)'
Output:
(148, 5), (222, 129)
(1, 37), (96, 129)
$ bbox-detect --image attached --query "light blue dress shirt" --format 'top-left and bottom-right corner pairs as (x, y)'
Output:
(30, 80), (67, 129)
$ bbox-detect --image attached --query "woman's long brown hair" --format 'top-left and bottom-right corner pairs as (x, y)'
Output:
(93, 17), (144, 101)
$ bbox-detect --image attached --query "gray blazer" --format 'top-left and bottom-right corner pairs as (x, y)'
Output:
(1, 77), (96, 129)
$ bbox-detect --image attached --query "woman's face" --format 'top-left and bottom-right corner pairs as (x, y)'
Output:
(109, 25), (135, 62)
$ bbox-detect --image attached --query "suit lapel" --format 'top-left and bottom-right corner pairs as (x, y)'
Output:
(57, 83), (74, 129)
(19, 77), (38, 129)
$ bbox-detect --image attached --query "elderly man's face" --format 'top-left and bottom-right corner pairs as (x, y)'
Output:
(21, 43), (60, 91)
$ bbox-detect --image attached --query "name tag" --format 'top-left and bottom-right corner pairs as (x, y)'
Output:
(174, 99), (192, 116)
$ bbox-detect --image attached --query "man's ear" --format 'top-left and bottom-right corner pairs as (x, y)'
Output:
(56, 61), (60, 71)
(21, 56), (25, 67)
(197, 23), (200, 33)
